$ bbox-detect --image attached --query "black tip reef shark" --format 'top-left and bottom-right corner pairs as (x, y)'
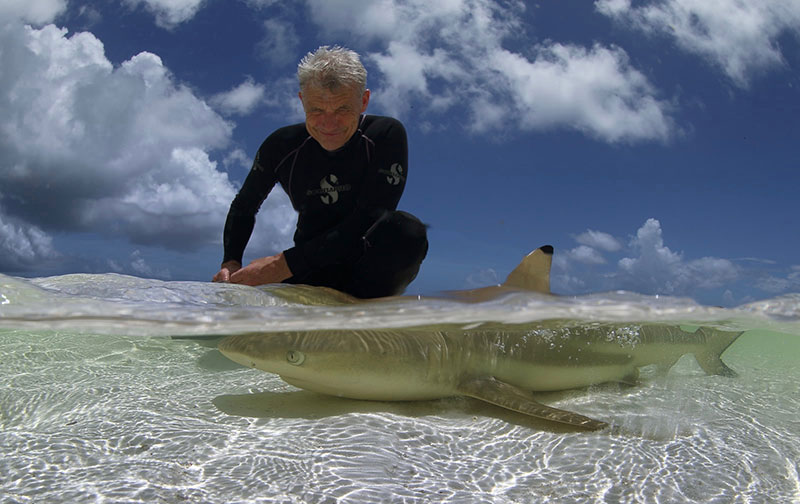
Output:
(218, 246), (743, 431)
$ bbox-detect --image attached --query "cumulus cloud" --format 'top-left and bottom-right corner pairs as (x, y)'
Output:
(106, 250), (172, 279)
(0, 207), (59, 272)
(223, 148), (253, 171)
(0, 0), (66, 25)
(258, 18), (300, 66)
(259, 75), (306, 121)
(616, 218), (739, 294)
(122, 0), (206, 28)
(754, 265), (800, 294)
(595, 0), (800, 87)
(552, 219), (742, 298)
(566, 245), (608, 266)
(484, 43), (674, 142)
(243, 188), (298, 259)
(464, 268), (500, 288)
(87, 148), (235, 249)
(305, 0), (674, 143)
(130, 250), (171, 279)
(575, 229), (623, 252)
(0, 22), (295, 262)
(210, 77), (267, 116)
(553, 229), (621, 285)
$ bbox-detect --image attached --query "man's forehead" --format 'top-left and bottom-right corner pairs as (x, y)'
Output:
(302, 84), (362, 101)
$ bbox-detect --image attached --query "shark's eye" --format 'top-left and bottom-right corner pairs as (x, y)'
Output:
(286, 350), (305, 366)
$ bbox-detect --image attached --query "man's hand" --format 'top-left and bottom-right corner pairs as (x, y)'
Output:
(228, 252), (293, 286)
(213, 260), (242, 283)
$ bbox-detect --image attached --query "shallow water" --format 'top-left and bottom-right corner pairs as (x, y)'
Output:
(1, 273), (799, 503)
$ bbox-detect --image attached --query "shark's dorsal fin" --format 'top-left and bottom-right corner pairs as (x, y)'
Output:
(502, 245), (552, 293)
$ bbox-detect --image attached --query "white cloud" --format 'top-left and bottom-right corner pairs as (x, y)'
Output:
(88, 148), (236, 249)
(107, 250), (171, 279)
(567, 245), (607, 265)
(485, 44), (674, 142)
(129, 250), (171, 279)
(595, 0), (800, 87)
(261, 75), (306, 122)
(223, 148), (252, 171)
(552, 271), (587, 293)
(210, 77), (267, 116)
(552, 219), (742, 298)
(0, 22), (295, 257)
(247, 189), (298, 259)
(575, 229), (623, 252)
(0, 0), (66, 25)
(76, 6), (103, 27)
(755, 266), (800, 294)
(465, 268), (499, 288)
(258, 18), (300, 66)
(123, 0), (207, 28)
(618, 218), (681, 276)
(0, 207), (59, 271)
(305, 0), (674, 143)
(616, 218), (739, 294)
(369, 41), (464, 115)
(306, 0), (402, 41)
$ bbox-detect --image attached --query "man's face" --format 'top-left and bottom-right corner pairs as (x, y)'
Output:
(300, 84), (370, 151)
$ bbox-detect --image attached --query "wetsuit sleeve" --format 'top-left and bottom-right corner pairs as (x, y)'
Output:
(222, 149), (278, 264)
(283, 120), (408, 277)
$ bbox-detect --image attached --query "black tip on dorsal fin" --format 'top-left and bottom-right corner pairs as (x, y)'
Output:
(540, 245), (554, 255)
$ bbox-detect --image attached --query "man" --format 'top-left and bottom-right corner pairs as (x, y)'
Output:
(212, 46), (428, 299)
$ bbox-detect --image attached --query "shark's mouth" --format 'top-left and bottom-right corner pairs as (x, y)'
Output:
(279, 374), (374, 400)
(280, 375), (316, 390)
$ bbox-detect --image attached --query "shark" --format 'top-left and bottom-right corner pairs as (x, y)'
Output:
(218, 246), (743, 430)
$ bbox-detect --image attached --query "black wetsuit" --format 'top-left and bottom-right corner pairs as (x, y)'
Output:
(222, 115), (428, 298)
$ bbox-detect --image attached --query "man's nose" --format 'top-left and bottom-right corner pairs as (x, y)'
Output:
(319, 113), (339, 128)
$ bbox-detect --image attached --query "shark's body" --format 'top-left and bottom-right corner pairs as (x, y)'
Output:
(219, 246), (742, 430)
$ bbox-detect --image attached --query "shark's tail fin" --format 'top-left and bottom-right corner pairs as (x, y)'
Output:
(502, 245), (553, 294)
(695, 327), (744, 377)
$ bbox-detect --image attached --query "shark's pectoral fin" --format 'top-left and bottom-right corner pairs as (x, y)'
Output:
(457, 376), (608, 431)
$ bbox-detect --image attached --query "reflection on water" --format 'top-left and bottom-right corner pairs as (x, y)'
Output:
(1, 274), (799, 503)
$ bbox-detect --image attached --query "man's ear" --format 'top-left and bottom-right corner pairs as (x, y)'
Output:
(361, 89), (370, 113)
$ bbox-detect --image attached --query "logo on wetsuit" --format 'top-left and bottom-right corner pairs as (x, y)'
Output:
(380, 163), (404, 186)
(307, 174), (352, 205)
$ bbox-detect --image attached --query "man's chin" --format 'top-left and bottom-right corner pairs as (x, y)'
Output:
(319, 139), (345, 151)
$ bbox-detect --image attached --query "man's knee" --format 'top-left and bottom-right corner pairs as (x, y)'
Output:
(364, 210), (428, 259)
(348, 211), (428, 298)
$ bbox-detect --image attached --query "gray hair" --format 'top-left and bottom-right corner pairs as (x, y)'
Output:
(297, 45), (367, 93)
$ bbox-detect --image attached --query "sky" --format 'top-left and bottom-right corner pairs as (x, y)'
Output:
(0, 0), (798, 307)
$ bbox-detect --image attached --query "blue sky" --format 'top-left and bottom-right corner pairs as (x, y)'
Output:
(0, 0), (798, 306)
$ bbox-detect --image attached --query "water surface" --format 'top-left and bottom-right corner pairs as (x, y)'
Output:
(1, 273), (798, 503)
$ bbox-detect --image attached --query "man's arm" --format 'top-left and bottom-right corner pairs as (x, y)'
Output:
(213, 144), (279, 282)
(228, 252), (292, 286)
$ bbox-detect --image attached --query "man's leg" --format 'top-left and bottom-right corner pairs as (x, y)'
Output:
(344, 210), (429, 298)
(283, 264), (353, 291)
